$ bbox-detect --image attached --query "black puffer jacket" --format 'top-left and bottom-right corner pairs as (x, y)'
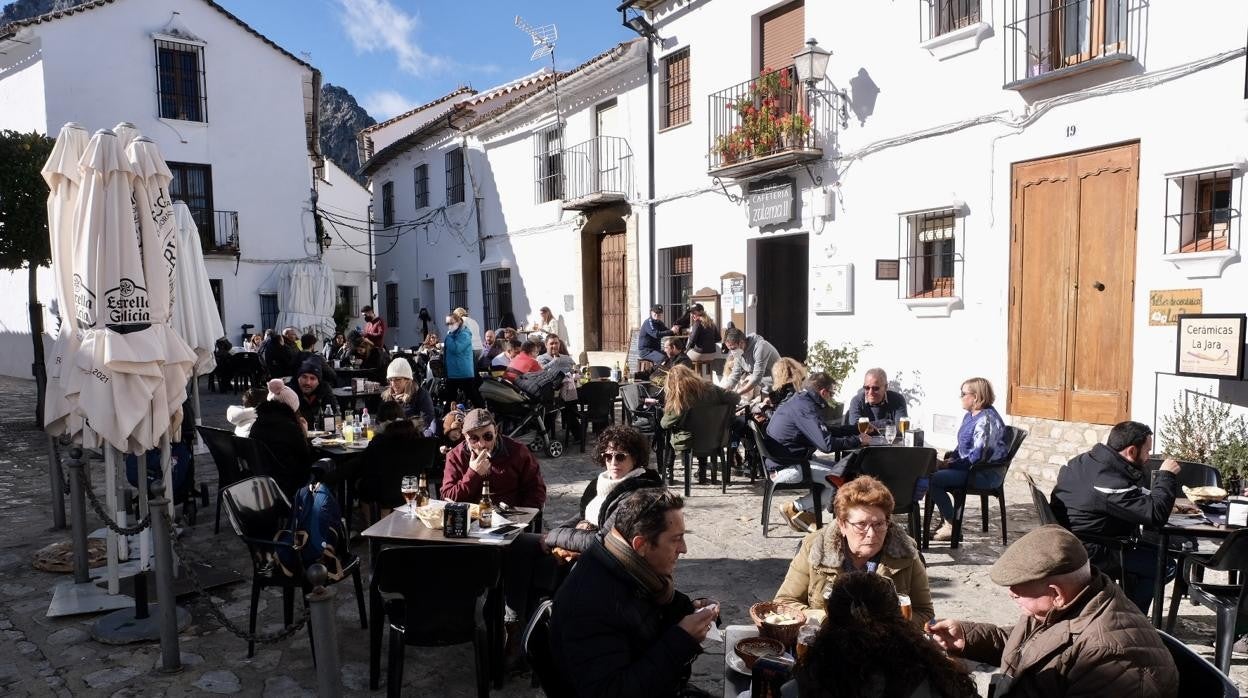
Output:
(549, 539), (700, 697)
(1050, 444), (1179, 574)
(248, 400), (314, 498)
(543, 469), (665, 553)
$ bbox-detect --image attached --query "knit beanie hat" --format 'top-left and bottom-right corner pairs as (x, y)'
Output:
(266, 378), (300, 413)
(298, 359), (322, 380)
(387, 357), (413, 380)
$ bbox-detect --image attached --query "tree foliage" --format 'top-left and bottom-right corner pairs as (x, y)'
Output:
(0, 130), (54, 271)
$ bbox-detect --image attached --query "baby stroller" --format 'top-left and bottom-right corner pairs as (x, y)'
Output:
(479, 376), (565, 458)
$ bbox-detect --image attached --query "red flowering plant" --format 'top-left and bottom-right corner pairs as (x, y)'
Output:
(714, 67), (808, 166)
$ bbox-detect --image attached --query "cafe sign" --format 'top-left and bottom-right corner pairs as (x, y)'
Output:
(1148, 288), (1202, 326)
(746, 179), (795, 228)
(1175, 314), (1246, 380)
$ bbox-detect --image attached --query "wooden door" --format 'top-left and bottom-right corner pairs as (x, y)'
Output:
(1008, 143), (1138, 425)
(598, 232), (627, 352)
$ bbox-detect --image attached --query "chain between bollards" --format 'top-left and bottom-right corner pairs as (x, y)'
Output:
(79, 460), (152, 536)
(306, 563), (342, 698)
(149, 481), (181, 673)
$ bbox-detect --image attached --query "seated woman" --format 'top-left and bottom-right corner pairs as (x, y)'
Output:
(685, 306), (721, 362)
(505, 339), (543, 381)
(248, 396), (314, 499)
(929, 377), (1009, 542)
(543, 425), (664, 560)
(774, 475), (934, 626)
(660, 365), (739, 483)
(353, 338), (385, 375)
(356, 400), (432, 518)
(794, 572), (977, 698)
(380, 358), (436, 437)
(226, 387), (267, 437)
(323, 332), (349, 363)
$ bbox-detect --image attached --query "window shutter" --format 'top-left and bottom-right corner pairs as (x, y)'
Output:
(759, 1), (805, 72)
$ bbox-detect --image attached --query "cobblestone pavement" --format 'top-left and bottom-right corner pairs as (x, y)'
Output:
(0, 374), (1242, 696)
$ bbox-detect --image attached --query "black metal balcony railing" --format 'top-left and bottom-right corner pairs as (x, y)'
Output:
(707, 65), (830, 177)
(1003, 0), (1138, 88)
(193, 209), (239, 255)
(561, 135), (633, 207)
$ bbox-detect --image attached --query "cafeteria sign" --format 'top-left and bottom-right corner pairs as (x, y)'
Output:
(1175, 314), (1246, 380)
(746, 179), (795, 227)
(1148, 288), (1202, 326)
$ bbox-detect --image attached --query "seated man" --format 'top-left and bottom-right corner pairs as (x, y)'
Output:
(1050, 420), (1181, 614)
(293, 332), (338, 387)
(550, 488), (717, 697)
(845, 367), (908, 425)
(289, 360), (335, 426)
(722, 328), (780, 396)
(929, 525), (1178, 697)
(660, 336), (692, 372)
(492, 337), (522, 369)
(441, 409), (550, 650)
(765, 372), (870, 533)
(639, 304), (675, 365)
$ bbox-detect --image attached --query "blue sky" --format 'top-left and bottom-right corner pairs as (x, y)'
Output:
(217, 0), (633, 120)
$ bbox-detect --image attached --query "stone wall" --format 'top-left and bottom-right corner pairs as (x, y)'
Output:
(1006, 416), (1111, 485)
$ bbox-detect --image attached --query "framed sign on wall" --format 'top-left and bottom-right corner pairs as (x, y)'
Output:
(1175, 313), (1246, 380)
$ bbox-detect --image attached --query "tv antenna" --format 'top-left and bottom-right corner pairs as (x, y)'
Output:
(514, 15), (563, 126)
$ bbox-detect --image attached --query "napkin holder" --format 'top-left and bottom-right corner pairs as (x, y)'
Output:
(443, 503), (470, 538)
(903, 429), (924, 448)
(1227, 497), (1248, 528)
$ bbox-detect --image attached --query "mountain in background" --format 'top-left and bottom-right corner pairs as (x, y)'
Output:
(3, 0), (376, 183)
(319, 84), (375, 182)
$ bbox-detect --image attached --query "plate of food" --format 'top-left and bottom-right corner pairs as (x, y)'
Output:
(1183, 485), (1228, 503)
(313, 437), (346, 447)
(414, 503), (446, 529)
(345, 440), (369, 450)
(306, 430), (331, 438)
(728, 636), (788, 676)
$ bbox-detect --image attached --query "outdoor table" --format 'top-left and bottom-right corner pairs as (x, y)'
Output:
(1150, 499), (1231, 628)
(723, 624), (757, 698)
(332, 385), (382, 412)
(361, 505), (540, 690)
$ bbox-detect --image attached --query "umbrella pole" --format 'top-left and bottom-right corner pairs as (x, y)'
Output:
(104, 447), (120, 595)
(159, 436), (177, 566)
(138, 456), (151, 571)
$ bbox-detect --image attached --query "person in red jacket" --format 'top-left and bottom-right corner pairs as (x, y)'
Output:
(441, 408), (551, 661)
(361, 305), (387, 347)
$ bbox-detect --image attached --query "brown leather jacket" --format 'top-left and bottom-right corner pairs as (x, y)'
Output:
(958, 571), (1178, 698)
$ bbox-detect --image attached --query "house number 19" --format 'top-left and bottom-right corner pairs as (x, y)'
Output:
(1066, 125), (1077, 137)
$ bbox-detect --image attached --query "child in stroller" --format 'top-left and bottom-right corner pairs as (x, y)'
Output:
(478, 370), (566, 458)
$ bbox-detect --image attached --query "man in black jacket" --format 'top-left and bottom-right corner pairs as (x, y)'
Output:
(1050, 420), (1182, 613)
(765, 373), (870, 532)
(550, 489), (717, 697)
(845, 367), (908, 425)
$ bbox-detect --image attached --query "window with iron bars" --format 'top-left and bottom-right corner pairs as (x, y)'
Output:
(381, 181), (395, 227)
(155, 39), (206, 122)
(533, 124), (564, 203)
(658, 245), (693, 320)
(480, 268), (513, 330)
(900, 209), (963, 298)
(445, 147), (465, 205)
(385, 283), (400, 328)
(448, 273), (468, 314)
(660, 48), (691, 129)
(413, 164), (429, 209)
(1164, 168), (1239, 254)
(922, 0), (981, 40)
(1004, 0), (1132, 86)
(259, 293), (279, 332)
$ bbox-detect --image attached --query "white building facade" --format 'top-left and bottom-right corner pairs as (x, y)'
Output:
(624, 0), (1248, 474)
(362, 41), (650, 361)
(0, 0), (364, 377)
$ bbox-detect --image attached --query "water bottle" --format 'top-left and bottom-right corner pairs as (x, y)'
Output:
(611, 361), (621, 382)
(321, 403), (335, 434)
(361, 408), (371, 429)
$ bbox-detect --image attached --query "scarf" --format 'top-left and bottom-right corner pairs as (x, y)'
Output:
(604, 529), (675, 605)
(585, 468), (647, 526)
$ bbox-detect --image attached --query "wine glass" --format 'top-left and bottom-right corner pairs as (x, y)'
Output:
(401, 476), (419, 517)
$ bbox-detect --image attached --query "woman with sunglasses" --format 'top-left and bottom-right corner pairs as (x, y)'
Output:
(543, 425), (665, 562)
(929, 377), (1008, 542)
(774, 475), (933, 626)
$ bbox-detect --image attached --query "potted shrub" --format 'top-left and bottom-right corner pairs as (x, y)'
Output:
(805, 340), (870, 420)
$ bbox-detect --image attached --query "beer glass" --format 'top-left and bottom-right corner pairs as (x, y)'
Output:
(898, 417), (911, 437)
(857, 417), (871, 435)
(401, 476), (419, 516)
(796, 622), (819, 664)
(898, 594), (913, 621)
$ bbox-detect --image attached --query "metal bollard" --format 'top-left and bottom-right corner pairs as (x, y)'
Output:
(47, 435), (67, 529)
(66, 450), (90, 584)
(149, 481), (181, 673)
(307, 563), (342, 698)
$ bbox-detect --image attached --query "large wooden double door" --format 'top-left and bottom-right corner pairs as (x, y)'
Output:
(1008, 142), (1139, 425)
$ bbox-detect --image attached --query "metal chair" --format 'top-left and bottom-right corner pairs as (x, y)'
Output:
(1026, 473), (1132, 585)
(1158, 629), (1239, 697)
(924, 426), (1027, 549)
(1178, 529), (1248, 673)
(857, 447), (937, 547)
(586, 366), (612, 380)
(1145, 458), (1222, 489)
(522, 598), (573, 697)
(221, 476), (367, 658)
(372, 545), (500, 698)
(668, 402), (734, 497)
(749, 420), (825, 536)
(233, 435), (309, 502)
(196, 425), (248, 534)
(572, 381), (620, 453)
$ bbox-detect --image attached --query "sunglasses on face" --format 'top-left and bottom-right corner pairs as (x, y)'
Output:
(863, 385), (882, 392)
(601, 451), (630, 463)
(467, 431), (496, 444)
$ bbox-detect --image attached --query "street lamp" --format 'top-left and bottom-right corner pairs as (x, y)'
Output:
(792, 38), (849, 129)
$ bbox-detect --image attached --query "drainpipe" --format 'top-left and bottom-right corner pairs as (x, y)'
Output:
(619, 4), (659, 308)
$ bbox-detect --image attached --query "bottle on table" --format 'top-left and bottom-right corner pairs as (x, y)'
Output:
(415, 472), (430, 507)
(478, 480), (494, 529)
(611, 361), (621, 382)
(622, 362), (631, 382)
(361, 408), (371, 428)
(321, 402), (335, 434)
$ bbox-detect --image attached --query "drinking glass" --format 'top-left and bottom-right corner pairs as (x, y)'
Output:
(796, 622), (819, 664)
(898, 417), (911, 437)
(856, 417), (871, 435)
(401, 476), (419, 517)
(898, 594), (912, 621)
(883, 423), (897, 445)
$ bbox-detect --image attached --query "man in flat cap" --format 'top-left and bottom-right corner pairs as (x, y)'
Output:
(929, 525), (1177, 698)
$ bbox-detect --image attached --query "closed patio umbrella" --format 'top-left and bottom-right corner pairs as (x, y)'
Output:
(41, 122), (89, 437)
(171, 201), (224, 375)
(275, 260), (336, 340)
